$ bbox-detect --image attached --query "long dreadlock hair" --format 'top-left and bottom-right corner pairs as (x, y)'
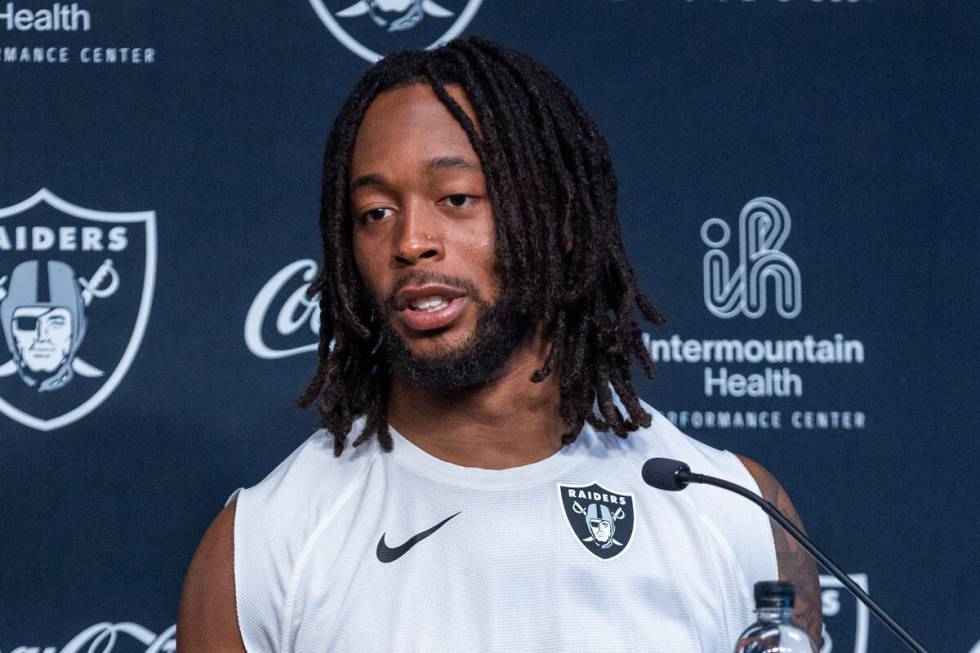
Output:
(298, 36), (665, 457)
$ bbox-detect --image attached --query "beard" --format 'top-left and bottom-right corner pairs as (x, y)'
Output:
(372, 271), (531, 391)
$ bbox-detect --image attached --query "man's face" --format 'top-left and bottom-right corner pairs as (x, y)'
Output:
(350, 83), (527, 388)
(11, 306), (73, 372)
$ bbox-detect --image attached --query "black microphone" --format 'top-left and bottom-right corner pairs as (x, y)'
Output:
(641, 457), (693, 491)
(641, 457), (929, 653)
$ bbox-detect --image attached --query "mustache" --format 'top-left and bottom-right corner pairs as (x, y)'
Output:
(383, 271), (483, 313)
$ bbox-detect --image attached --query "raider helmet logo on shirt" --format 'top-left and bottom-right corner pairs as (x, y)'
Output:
(0, 189), (156, 431)
(558, 482), (636, 560)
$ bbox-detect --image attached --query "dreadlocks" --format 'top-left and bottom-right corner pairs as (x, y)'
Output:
(298, 36), (665, 457)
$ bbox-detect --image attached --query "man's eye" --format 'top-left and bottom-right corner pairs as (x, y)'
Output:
(443, 194), (475, 208)
(360, 207), (393, 222)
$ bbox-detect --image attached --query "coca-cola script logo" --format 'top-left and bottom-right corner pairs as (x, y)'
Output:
(245, 259), (320, 360)
(7, 621), (175, 652)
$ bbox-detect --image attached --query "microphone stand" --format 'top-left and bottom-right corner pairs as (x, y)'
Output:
(681, 470), (929, 653)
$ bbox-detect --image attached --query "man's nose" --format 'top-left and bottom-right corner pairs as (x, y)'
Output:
(392, 200), (443, 267)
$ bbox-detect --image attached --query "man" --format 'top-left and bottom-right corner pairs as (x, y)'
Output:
(178, 37), (821, 651)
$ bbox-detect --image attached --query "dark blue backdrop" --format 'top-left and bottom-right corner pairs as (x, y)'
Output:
(2, 1), (977, 651)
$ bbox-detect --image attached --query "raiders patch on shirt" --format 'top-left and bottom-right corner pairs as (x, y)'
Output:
(558, 482), (635, 560)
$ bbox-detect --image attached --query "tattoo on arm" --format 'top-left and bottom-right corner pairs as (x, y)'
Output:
(738, 455), (823, 648)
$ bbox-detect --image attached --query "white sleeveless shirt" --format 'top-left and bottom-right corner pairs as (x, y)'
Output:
(230, 404), (777, 652)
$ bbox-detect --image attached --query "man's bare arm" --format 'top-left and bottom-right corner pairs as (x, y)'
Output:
(737, 454), (823, 647)
(176, 498), (247, 653)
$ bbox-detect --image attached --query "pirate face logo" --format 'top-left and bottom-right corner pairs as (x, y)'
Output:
(341, 0), (432, 33)
(584, 503), (623, 548)
(3, 260), (88, 390)
(559, 482), (636, 560)
(308, 0), (483, 62)
(0, 259), (119, 392)
(14, 307), (74, 373)
(0, 190), (156, 431)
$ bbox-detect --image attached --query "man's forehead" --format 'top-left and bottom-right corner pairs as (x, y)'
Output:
(363, 82), (478, 124)
(350, 154), (481, 192)
(351, 83), (481, 168)
(423, 155), (480, 174)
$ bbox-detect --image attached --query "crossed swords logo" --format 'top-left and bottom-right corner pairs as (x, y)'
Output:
(572, 500), (627, 548)
(0, 258), (119, 379)
(336, 0), (453, 33)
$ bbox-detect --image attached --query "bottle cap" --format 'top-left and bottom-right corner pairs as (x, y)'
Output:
(754, 581), (796, 609)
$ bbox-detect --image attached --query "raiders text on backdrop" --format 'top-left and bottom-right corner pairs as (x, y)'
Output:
(0, 225), (127, 251)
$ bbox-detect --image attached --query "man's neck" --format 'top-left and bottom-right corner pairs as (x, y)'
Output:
(387, 331), (567, 470)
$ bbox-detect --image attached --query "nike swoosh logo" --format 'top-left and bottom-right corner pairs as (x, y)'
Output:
(376, 512), (461, 563)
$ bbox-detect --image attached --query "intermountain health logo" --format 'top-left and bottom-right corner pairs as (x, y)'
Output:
(702, 196), (801, 319)
(0, 189), (156, 430)
(308, 0), (483, 62)
(645, 196), (867, 432)
(0, 2), (157, 65)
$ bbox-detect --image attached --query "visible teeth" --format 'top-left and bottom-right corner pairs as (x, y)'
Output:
(411, 296), (449, 311)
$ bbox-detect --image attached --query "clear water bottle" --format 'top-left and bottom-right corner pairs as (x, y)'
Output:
(733, 581), (817, 653)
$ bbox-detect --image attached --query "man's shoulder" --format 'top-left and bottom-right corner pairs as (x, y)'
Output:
(592, 398), (740, 475)
(235, 422), (378, 531)
(222, 425), (378, 653)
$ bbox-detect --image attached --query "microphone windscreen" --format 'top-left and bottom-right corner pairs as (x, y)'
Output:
(642, 458), (691, 491)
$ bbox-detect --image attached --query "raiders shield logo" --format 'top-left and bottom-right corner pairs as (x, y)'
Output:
(819, 574), (869, 653)
(0, 189), (156, 431)
(558, 482), (636, 560)
(308, 0), (483, 62)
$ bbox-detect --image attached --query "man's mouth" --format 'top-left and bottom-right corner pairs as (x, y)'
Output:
(393, 284), (469, 332)
(408, 296), (452, 312)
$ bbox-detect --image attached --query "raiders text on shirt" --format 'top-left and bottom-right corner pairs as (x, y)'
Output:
(565, 487), (628, 506)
